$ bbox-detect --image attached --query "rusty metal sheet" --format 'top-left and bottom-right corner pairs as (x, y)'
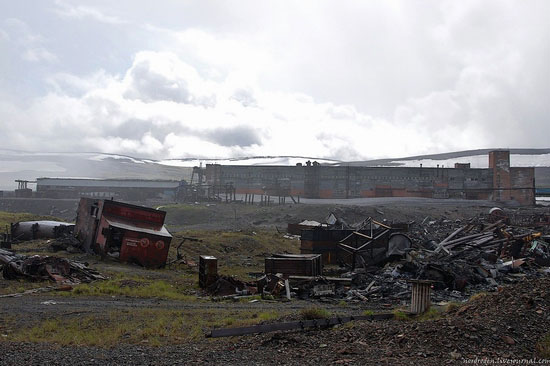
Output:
(118, 231), (171, 268)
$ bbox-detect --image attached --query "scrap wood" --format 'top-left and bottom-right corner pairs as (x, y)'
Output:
(0, 248), (104, 284)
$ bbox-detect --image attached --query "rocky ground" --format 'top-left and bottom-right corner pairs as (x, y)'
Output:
(1, 277), (549, 365)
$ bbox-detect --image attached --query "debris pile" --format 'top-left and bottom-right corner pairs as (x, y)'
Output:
(0, 248), (104, 284)
(48, 234), (83, 253)
(207, 275), (257, 297)
(342, 213), (550, 303)
(279, 209), (550, 303)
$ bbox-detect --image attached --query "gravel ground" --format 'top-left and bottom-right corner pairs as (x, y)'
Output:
(2, 277), (550, 365)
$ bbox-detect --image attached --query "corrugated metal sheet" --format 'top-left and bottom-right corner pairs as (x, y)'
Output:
(104, 218), (172, 238)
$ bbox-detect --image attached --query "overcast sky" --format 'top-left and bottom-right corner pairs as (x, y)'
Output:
(0, 0), (549, 161)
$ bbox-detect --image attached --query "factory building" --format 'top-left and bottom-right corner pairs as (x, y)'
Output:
(204, 150), (535, 205)
(35, 178), (181, 201)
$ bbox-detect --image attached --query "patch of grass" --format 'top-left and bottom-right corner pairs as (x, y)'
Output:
(341, 322), (356, 329)
(257, 311), (279, 322)
(444, 302), (461, 313)
(64, 275), (197, 301)
(469, 292), (488, 301)
(166, 228), (300, 279)
(0, 280), (53, 295)
(536, 334), (550, 358)
(415, 307), (441, 321)
(362, 310), (375, 316)
(393, 309), (410, 321)
(300, 306), (331, 320)
(338, 300), (349, 307)
(238, 295), (262, 303)
(4, 308), (285, 347)
(0, 211), (63, 230)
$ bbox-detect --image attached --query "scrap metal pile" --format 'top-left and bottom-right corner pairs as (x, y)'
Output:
(252, 209), (549, 304)
(199, 210), (550, 303)
(0, 248), (105, 284)
(341, 211), (550, 303)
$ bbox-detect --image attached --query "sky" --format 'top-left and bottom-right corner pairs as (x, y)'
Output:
(0, 0), (549, 161)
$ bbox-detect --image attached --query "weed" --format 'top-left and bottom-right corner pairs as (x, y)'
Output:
(257, 311), (279, 322)
(469, 292), (488, 301)
(300, 306), (331, 320)
(67, 277), (197, 301)
(4, 308), (287, 347)
(415, 307), (441, 321)
(0, 211), (62, 230)
(341, 322), (356, 329)
(393, 309), (410, 321)
(444, 302), (461, 313)
(362, 310), (375, 316)
(238, 295), (262, 303)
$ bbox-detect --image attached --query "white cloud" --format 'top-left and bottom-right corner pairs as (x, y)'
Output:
(0, 49), (494, 160)
(53, 0), (127, 24)
(22, 47), (58, 62)
(1, 18), (58, 63)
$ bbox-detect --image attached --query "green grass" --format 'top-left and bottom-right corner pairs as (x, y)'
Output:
(393, 309), (410, 321)
(62, 276), (197, 301)
(444, 302), (461, 313)
(0, 211), (64, 230)
(0, 280), (55, 295)
(166, 229), (300, 278)
(415, 307), (441, 321)
(300, 306), (331, 320)
(362, 310), (375, 316)
(4, 308), (284, 347)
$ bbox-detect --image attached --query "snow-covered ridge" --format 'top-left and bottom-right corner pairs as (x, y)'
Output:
(387, 154), (550, 169)
(157, 156), (340, 167)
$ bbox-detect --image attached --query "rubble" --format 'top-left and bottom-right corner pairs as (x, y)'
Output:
(48, 234), (83, 253)
(206, 275), (257, 297)
(286, 209), (550, 303)
(0, 248), (104, 284)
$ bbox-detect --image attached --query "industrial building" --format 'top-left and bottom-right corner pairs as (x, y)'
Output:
(35, 178), (182, 201)
(204, 150), (535, 205)
(29, 150), (535, 205)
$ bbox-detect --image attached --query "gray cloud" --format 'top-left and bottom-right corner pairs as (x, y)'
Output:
(122, 52), (216, 107)
(111, 119), (184, 141)
(204, 125), (261, 147)
(123, 58), (192, 104)
(231, 88), (257, 107)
